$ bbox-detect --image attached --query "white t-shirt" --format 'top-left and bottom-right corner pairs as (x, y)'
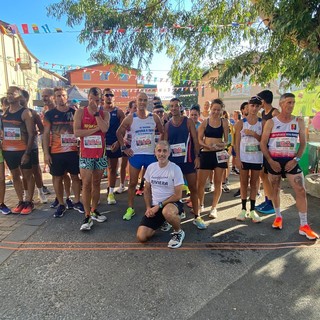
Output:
(144, 161), (184, 205)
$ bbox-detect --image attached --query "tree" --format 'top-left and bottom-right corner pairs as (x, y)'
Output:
(173, 80), (198, 108)
(47, 0), (320, 90)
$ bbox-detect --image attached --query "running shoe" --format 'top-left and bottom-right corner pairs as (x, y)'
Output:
(299, 224), (319, 240)
(80, 216), (93, 231)
(193, 217), (207, 230)
(90, 209), (107, 222)
(73, 202), (84, 213)
(208, 208), (218, 219)
(123, 207), (135, 220)
(107, 193), (116, 205)
(255, 201), (267, 211)
(115, 185), (127, 194)
(236, 209), (247, 221)
(66, 198), (74, 210)
(21, 202), (34, 215)
(257, 202), (275, 214)
(222, 183), (230, 193)
(272, 217), (283, 230)
(249, 210), (262, 223)
(205, 182), (214, 193)
(135, 188), (144, 196)
(200, 205), (205, 213)
(53, 205), (66, 218)
(50, 197), (59, 209)
(161, 221), (172, 232)
(12, 201), (25, 214)
(257, 191), (262, 198)
(0, 203), (11, 215)
(233, 189), (241, 198)
(168, 230), (185, 249)
(38, 192), (48, 204)
(231, 167), (240, 175)
(42, 186), (51, 195)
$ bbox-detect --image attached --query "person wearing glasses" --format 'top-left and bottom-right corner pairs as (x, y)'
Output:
(116, 92), (163, 221)
(102, 88), (125, 205)
(234, 96), (263, 223)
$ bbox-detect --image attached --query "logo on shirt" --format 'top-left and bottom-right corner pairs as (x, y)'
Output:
(276, 126), (281, 129)
(291, 124), (296, 130)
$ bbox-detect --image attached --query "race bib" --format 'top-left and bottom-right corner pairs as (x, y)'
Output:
(4, 127), (21, 140)
(216, 150), (229, 163)
(61, 134), (77, 147)
(171, 143), (186, 157)
(275, 138), (295, 150)
(135, 134), (152, 149)
(245, 144), (260, 153)
(84, 135), (102, 149)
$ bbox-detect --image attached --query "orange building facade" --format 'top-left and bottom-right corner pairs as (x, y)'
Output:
(65, 64), (142, 110)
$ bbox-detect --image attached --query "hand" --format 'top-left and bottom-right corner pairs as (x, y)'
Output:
(285, 159), (297, 172)
(244, 129), (254, 136)
(44, 154), (52, 166)
(194, 157), (200, 169)
(21, 153), (30, 165)
(270, 159), (281, 173)
(111, 141), (119, 153)
(124, 148), (133, 157)
(145, 206), (158, 218)
(235, 157), (242, 170)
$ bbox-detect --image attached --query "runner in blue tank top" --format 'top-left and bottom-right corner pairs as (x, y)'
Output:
(164, 98), (206, 230)
(103, 88), (125, 205)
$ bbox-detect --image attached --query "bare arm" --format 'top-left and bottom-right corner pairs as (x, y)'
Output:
(95, 110), (110, 133)
(31, 110), (44, 134)
(22, 109), (35, 155)
(153, 113), (164, 140)
(116, 115), (133, 147)
(296, 117), (306, 158)
(187, 118), (200, 156)
(234, 120), (243, 168)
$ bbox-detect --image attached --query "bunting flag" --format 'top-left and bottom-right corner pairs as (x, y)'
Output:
(55, 28), (62, 33)
(145, 23), (153, 28)
(21, 24), (29, 34)
(105, 30), (112, 34)
(8, 24), (18, 34)
(32, 24), (40, 33)
(41, 24), (51, 33)
(0, 25), (7, 35)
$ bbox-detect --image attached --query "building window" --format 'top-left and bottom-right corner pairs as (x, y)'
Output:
(121, 90), (129, 98)
(120, 74), (129, 81)
(83, 72), (91, 80)
(100, 72), (109, 81)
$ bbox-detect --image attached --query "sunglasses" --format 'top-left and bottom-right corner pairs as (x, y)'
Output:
(104, 93), (114, 97)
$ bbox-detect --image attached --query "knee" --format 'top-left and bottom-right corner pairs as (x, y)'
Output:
(136, 231), (148, 243)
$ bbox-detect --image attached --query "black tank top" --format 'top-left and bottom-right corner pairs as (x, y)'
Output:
(204, 119), (224, 138)
(262, 107), (276, 121)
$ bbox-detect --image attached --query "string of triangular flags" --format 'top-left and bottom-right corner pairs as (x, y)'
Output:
(0, 20), (263, 35)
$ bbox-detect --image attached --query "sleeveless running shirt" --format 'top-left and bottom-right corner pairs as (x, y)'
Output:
(168, 116), (194, 164)
(268, 116), (299, 159)
(105, 107), (120, 149)
(130, 112), (156, 155)
(240, 118), (263, 163)
(2, 107), (28, 151)
(262, 107), (277, 121)
(80, 107), (105, 158)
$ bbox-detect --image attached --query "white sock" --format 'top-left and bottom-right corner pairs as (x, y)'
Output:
(299, 212), (308, 226)
(109, 187), (114, 194)
(275, 207), (282, 218)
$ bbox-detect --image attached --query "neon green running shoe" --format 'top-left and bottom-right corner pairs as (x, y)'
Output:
(123, 207), (135, 220)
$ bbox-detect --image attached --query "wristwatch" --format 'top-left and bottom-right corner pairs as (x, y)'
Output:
(121, 145), (127, 151)
(94, 112), (100, 117)
(294, 156), (301, 162)
(158, 202), (163, 209)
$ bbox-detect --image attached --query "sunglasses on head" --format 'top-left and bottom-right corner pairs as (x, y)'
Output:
(105, 93), (114, 97)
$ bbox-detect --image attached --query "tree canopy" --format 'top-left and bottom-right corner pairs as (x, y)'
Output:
(47, 0), (320, 90)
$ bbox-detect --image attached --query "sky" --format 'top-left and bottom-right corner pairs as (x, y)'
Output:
(1, 0), (174, 97)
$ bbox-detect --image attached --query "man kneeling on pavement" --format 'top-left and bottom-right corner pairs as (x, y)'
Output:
(136, 140), (185, 249)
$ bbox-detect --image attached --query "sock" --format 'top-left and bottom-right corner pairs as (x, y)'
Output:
(250, 199), (255, 211)
(299, 212), (308, 226)
(241, 199), (247, 210)
(120, 183), (124, 188)
(275, 207), (282, 218)
(37, 187), (44, 195)
(109, 187), (114, 194)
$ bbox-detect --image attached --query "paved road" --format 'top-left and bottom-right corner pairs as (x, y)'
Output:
(0, 173), (319, 320)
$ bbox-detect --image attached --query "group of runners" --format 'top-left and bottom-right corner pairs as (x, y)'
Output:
(0, 86), (318, 249)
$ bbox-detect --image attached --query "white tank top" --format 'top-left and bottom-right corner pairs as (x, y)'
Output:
(240, 118), (263, 164)
(268, 116), (299, 159)
(130, 112), (156, 155)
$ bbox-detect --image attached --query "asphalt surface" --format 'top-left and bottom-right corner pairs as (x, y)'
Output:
(0, 176), (319, 320)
